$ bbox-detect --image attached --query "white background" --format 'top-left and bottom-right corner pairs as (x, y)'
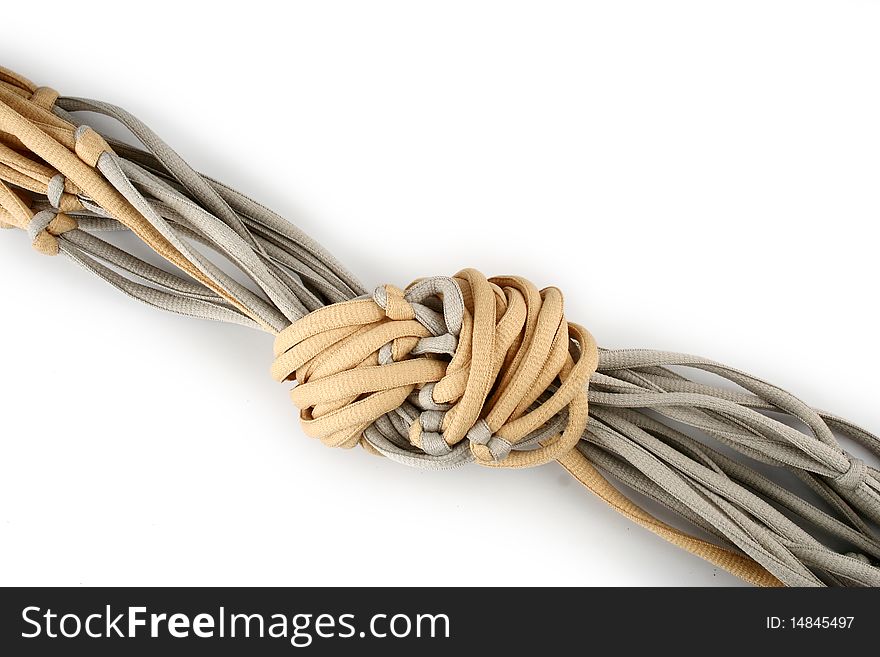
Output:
(2, 1), (879, 586)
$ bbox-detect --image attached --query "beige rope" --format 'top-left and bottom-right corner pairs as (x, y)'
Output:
(556, 449), (782, 587)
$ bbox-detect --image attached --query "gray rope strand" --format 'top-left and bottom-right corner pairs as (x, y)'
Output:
(595, 350), (880, 523)
(587, 408), (880, 585)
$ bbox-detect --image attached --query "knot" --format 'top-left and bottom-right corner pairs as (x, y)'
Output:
(272, 269), (599, 469)
(27, 210), (77, 256)
(44, 174), (83, 213)
(467, 419), (513, 462)
(373, 284), (416, 321)
(832, 456), (867, 492)
(73, 125), (111, 168)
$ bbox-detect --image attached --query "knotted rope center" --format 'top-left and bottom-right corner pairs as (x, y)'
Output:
(272, 268), (598, 469)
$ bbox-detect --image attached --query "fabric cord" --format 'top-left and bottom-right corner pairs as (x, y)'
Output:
(2, 66), (879, 587)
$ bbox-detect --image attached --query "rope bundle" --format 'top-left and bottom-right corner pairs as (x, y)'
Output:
(272, 272), (596, 468)
(2, 65), (879, 587)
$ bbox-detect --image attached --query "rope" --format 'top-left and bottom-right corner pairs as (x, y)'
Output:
(2, 65), (879, 586)
(273, 272), (597, 466)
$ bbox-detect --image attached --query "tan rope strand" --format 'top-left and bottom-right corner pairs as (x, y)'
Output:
(556, 449), (783, 587)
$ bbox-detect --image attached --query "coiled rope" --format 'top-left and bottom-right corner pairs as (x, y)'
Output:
(2, 65), (879, 586)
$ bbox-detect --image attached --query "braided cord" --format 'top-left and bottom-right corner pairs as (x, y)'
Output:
(2, 65), (879, 586)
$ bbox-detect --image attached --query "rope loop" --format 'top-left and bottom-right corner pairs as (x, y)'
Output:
(272, 269), (599, 469)
(27, 209), (77, 256)
(73, 125), (111, 167)
(29, 86), (59, 111)
(834, 456), (867, 492)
